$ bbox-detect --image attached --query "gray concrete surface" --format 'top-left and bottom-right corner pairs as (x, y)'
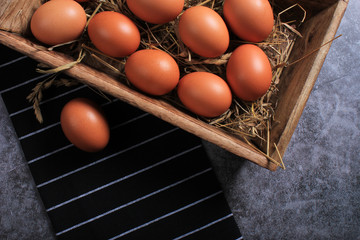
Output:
(204, 0), (360, 239)
(0, 0), (359, 239)
(0, 97), (56, 240)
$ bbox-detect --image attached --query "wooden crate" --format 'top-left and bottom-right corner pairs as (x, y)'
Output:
(0, 0), (348, 170)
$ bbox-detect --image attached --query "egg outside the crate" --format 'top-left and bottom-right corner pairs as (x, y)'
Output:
(60, 98), (110, 152)
(226, 44), (273, 102)
(30, 0), (87, 46)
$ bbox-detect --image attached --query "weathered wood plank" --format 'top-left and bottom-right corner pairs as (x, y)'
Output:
(269, 0), (348, 163)
(0, 0), (42, 35)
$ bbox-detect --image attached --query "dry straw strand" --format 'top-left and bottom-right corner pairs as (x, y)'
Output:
(26, 74), (78, 123)
(36, 48), (86, 74)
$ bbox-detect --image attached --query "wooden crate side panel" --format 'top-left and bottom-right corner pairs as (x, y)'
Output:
(269, 1), (348, 160)
(0, 0), (42, 35)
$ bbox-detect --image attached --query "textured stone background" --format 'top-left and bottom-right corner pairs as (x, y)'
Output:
(0, 97), (56, 240)
(204, 0), (360, 239)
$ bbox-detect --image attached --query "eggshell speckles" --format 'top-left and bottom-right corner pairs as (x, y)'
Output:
(223, 0), (274, 42)
(125, 49), (180, 96)
(178, 6), (230, 58)
(177, 72), (232, 118)
(60, 98), (110, 152)
(226, 44), (272, 101)
(88, 11), (140, 58)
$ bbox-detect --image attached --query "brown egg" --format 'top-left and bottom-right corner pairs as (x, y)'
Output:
(178, 6), (230, 58)
(60, 98), (110, 152)
(226, 44), (272, 102)
(30, 0), (87, 45)
(126, 0), (184, 24)
(88, 11), (140, 58)
(125, 49), (180, 96)
(177, 72), (232, 118)
(223, 0), (274, 42)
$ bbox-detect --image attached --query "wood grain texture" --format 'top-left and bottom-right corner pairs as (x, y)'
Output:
(269, 1), (348, 162)
(0, 0), (42, 35)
